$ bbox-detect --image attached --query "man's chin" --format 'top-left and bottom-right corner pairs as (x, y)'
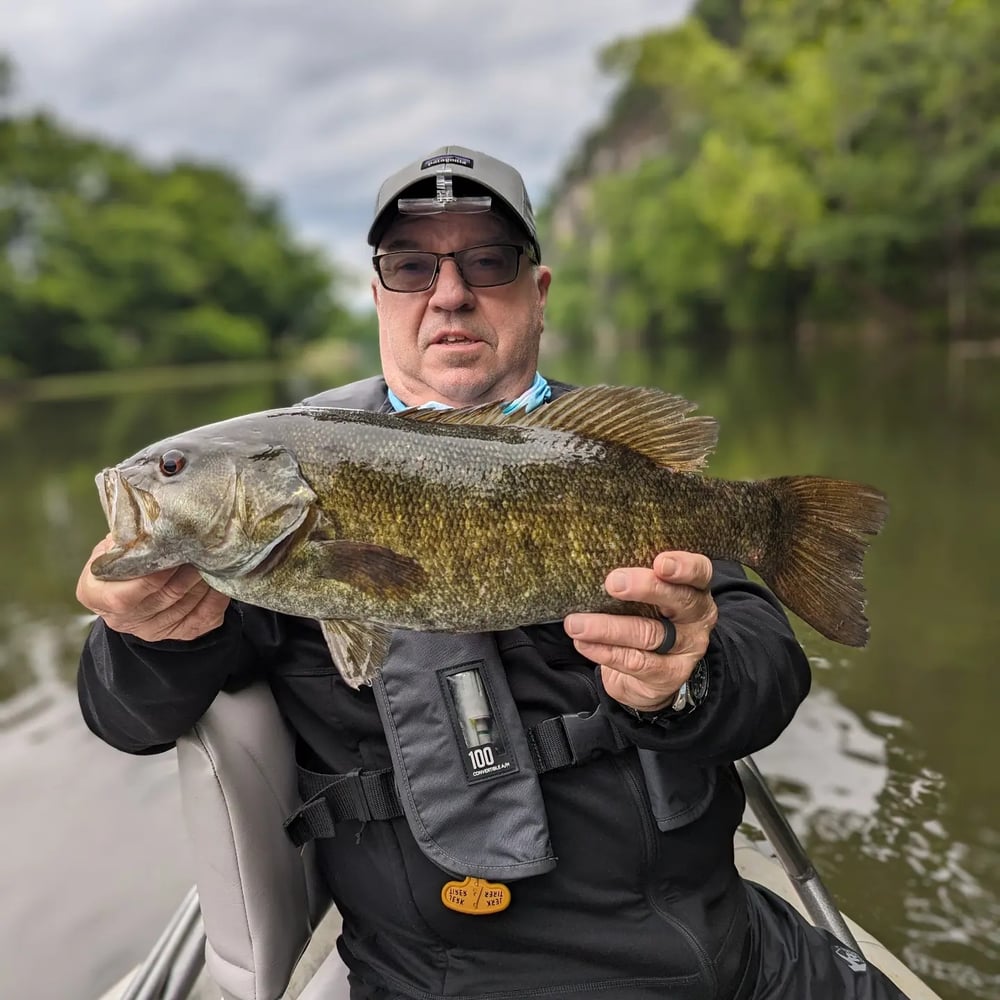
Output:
(417, 367), (502, 409)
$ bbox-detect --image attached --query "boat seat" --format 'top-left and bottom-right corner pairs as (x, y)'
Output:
(175, 681), (348, 1000)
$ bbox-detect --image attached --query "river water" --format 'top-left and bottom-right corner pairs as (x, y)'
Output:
(0, 343), (996, 1000)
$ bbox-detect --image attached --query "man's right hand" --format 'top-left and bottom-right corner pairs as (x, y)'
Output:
(76, 535), (230, 642)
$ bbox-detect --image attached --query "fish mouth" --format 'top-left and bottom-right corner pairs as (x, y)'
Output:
(97, 469), (141, 542)
(91, 469), (166, 580)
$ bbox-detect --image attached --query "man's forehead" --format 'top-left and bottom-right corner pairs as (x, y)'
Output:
(378, 211), (516, 249)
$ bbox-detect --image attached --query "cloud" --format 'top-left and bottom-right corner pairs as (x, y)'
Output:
(1, 0), (689, 287)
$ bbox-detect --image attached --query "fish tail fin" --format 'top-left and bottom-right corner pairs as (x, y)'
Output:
(754, 476), (889, 647)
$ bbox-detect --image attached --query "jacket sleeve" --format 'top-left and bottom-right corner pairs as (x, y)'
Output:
(598, 559), (812, 765)
(77, 603), (277, 755)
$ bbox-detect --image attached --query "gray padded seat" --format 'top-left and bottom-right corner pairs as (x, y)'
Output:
(176, 682), (348, 999)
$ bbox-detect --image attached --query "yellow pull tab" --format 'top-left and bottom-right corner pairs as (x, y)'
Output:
(441, 876), (511, 915)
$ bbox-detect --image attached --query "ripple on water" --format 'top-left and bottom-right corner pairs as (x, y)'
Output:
(756, 686), (1000, 1000)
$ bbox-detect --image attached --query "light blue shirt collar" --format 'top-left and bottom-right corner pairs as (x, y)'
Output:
(386, 372), (552, 415)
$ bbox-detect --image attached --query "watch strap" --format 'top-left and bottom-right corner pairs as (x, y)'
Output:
(620, 659), (708, 723)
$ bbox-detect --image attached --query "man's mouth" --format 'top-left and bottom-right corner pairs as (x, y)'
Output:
(432, 332), (481, 346)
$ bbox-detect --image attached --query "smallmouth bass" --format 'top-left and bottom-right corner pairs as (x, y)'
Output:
(92, 385), (889, 686)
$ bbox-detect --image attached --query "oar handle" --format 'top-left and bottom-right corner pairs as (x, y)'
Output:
(736, 756), (861, 951)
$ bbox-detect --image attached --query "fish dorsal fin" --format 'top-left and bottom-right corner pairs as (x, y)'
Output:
(397, 385), (718, 471)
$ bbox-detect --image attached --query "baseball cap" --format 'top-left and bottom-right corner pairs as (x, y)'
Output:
(368, 145), (541, 261)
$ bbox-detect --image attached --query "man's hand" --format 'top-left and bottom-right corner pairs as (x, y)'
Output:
(76, 535), (230, 642)
(564, 551), (717, 712)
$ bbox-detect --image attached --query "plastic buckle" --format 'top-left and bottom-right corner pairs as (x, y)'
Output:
(559, 710), (615, 765)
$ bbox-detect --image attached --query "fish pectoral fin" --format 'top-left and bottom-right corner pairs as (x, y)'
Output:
(314, 539), (428, 597)
(319, 619), (392, 688)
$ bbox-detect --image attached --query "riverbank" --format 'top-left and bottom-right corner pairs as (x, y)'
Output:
(0, 338), (368, 403)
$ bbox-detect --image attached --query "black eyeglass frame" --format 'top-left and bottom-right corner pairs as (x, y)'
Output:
(372, 242), (538, 293)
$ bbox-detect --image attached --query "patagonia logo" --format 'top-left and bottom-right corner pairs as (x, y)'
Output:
(422, 154), (473, 170)
(833, 945), (868, 973)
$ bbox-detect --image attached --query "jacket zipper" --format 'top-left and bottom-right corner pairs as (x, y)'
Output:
(617, 755), (719, 997)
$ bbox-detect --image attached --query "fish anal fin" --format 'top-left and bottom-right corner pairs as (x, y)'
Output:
(319, 619), (392, 688)
(315, 539), (428, 597)
(397, 385), (718, 472)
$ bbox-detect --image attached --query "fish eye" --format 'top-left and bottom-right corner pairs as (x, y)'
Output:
(159, 450), (187, 477)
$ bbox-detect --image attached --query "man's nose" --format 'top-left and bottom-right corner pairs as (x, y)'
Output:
(428, 257), (474, 308)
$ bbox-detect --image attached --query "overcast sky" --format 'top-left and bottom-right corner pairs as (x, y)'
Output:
(2, 0), (690, 293)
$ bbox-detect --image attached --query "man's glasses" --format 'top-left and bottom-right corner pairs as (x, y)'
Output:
(372, 243), (535, 293)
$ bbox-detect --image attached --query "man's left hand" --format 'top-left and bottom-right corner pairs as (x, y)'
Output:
(564, 551), (717, 713)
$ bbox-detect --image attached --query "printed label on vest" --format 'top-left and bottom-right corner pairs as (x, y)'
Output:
(441, 663), (519, 783)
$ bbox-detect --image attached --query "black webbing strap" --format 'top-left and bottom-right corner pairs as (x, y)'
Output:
(284, 767), (402, 847)
(283, 709), (631, 848)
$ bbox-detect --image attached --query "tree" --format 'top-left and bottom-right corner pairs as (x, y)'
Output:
(0, 91), (352, 376)
(0, 55), (11, 102)
(692, 0), (746, 46)
(543, 0), (1000, 347)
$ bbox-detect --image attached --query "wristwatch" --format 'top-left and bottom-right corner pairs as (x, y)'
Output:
(622, 658), (709, 723)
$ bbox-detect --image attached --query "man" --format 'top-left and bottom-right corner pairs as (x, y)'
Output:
(76, 146), (909, 999)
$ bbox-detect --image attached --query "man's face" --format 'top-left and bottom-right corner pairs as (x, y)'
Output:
(372, 211), (551, 409)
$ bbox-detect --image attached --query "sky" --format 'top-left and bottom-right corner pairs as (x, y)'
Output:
(1, 0), (690, 294)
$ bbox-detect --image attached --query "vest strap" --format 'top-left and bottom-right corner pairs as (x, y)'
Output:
(525, 709), (630, 770)
(284, 708), (630, 848)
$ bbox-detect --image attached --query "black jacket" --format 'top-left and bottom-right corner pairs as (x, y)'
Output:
(78, 376), (812, 999)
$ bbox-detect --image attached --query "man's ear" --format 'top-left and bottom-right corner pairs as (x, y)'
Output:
(536, 266), (552, 306)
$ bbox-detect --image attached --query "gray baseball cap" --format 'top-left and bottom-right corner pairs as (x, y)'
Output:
(368, 145), (541, 261)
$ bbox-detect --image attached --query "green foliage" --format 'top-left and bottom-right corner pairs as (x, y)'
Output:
(544, 0), (1000, 347)
(0, 55), (11, 101)
(0, 103), (353, 376)
(691, 0), (746, 46)
(145, 306), (270, 364)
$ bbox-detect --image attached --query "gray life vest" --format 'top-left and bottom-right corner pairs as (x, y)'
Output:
(283, 376), (716, 881)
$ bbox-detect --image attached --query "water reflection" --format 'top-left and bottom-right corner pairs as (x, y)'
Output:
(0, 644), (190, 1000)
(0, 344), (997, 1000)
(755, 679), (1000, 999)
(754, 682), (890, 827)
(0, 609), (92, 725)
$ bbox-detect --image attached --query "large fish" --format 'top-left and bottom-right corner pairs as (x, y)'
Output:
(91, 385), (889, 687)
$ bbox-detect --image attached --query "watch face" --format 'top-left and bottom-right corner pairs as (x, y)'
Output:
(688, 660), (710, 705)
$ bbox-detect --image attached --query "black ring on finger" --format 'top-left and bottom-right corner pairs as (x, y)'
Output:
(651, 619), (676, 656)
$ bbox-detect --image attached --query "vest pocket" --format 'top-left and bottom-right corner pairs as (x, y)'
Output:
(375, 631), (557, 883)
(638, 751), (717, 832)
